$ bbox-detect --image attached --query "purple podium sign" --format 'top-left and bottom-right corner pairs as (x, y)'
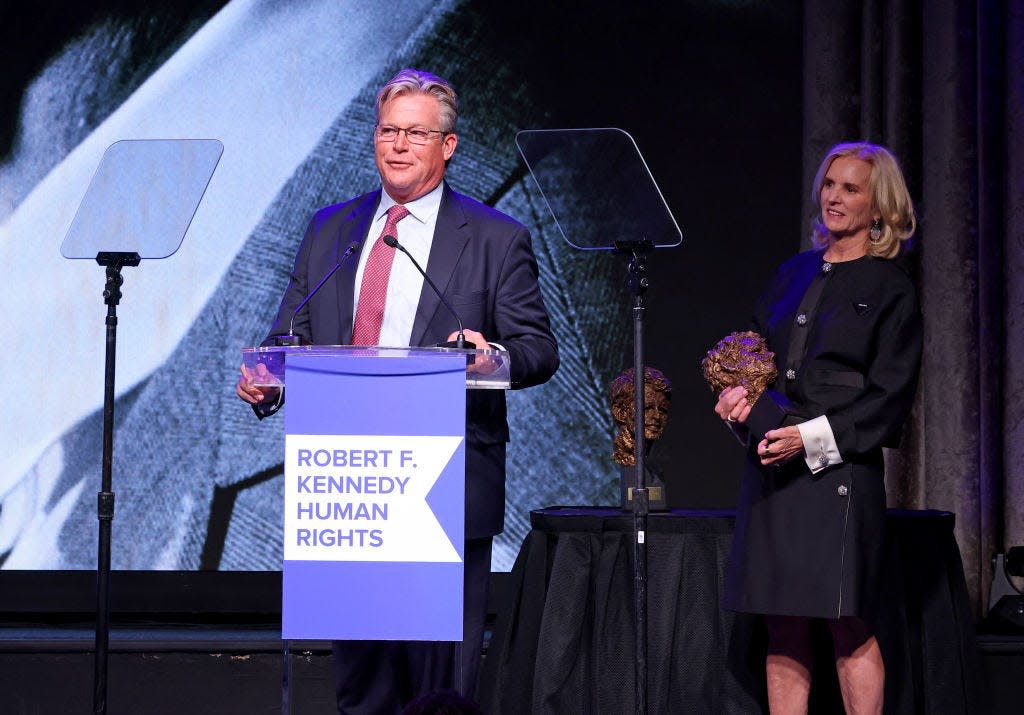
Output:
(281, 350), (466, 641)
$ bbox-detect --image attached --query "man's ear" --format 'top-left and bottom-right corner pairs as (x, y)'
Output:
(442, 132), (458, 161)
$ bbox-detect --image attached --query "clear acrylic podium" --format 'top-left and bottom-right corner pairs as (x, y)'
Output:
(242, 345), (511, 644)
(242, 344), (512, 390)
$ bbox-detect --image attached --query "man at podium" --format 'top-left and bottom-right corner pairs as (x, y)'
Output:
(236, 67), (559, 712)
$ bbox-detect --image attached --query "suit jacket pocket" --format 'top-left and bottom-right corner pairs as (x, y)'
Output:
(448, 289), (488, 306)
(447, 289), (488, 330)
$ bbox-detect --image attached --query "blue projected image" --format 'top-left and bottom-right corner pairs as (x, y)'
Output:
(0, 0), (627, 572)
(2, 0), (803, 574)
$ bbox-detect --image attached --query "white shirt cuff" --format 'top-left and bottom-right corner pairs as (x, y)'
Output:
(796, 415), (842, 473)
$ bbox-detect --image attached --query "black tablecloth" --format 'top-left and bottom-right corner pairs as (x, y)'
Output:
(479, 507), (986, 714)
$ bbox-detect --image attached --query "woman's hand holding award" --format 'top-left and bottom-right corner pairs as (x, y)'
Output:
(702, 331), (804, 439)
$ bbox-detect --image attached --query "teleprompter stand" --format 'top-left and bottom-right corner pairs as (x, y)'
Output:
(516, 128), (682, 714)
(61, 139), (223, 714)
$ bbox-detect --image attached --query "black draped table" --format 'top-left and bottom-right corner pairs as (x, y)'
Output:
(479, 507), (986, 714)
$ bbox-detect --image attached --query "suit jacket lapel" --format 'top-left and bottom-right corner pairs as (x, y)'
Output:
(335, 190), (380, 344)
(410, 184), (469, 346)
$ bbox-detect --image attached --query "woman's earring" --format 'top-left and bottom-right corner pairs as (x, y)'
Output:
(869, 219), (882, 242)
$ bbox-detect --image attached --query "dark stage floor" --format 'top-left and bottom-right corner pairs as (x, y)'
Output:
(0, 620), (1021, 714)
(0, 621), (335, 714)
(1, 566), (1022, 713)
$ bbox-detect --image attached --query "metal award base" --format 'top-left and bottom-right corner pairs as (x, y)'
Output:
(621, 466), (667, 511)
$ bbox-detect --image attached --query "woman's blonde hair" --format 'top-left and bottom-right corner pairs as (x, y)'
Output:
(810, 142), (916, 259)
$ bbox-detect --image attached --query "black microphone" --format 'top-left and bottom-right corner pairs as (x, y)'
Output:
(383, 235), (467, 349)
(275, 241), (361, 346)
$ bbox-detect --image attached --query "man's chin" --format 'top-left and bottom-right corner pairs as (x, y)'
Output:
(382, 174), (415, 192)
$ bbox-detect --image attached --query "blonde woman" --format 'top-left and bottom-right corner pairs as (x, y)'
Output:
(715, 143), (922, 714)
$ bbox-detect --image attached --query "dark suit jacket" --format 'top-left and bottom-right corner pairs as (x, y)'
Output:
(753, 251), (922, 459)
(261, 182), (559, 536)
(725, 250), (922, 619)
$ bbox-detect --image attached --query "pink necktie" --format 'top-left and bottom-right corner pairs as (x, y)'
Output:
(351, 204), (410, 345)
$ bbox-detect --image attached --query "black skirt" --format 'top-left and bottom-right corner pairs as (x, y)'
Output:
(723, 447), (886, 621)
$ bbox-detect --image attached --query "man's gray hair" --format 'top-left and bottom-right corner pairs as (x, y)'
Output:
(375, 68), (458, 134)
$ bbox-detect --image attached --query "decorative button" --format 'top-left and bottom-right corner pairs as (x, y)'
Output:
(786, 369), (796, 380)
(796, 313), (807, 326)
(837, 484), (848, 496)
(818, 453), (829, 467)
(822, 262), (833, 273)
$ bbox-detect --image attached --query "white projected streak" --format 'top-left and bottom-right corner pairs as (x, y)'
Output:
(0, 0), (436, 499)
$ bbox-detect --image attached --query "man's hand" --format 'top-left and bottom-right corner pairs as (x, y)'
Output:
(447, 328), (489, 349)
(449, 329), (502, 376)
(235, 363), (281, 406)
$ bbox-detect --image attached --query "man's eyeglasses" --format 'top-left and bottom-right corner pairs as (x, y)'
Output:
(375, 125), (447, 145)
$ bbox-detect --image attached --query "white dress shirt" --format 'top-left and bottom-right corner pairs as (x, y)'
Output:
(796, 415), (843, 473)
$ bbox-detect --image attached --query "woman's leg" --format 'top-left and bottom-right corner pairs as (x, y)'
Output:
(765, 615), (813, 715)
(828, 616), (884, 715)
